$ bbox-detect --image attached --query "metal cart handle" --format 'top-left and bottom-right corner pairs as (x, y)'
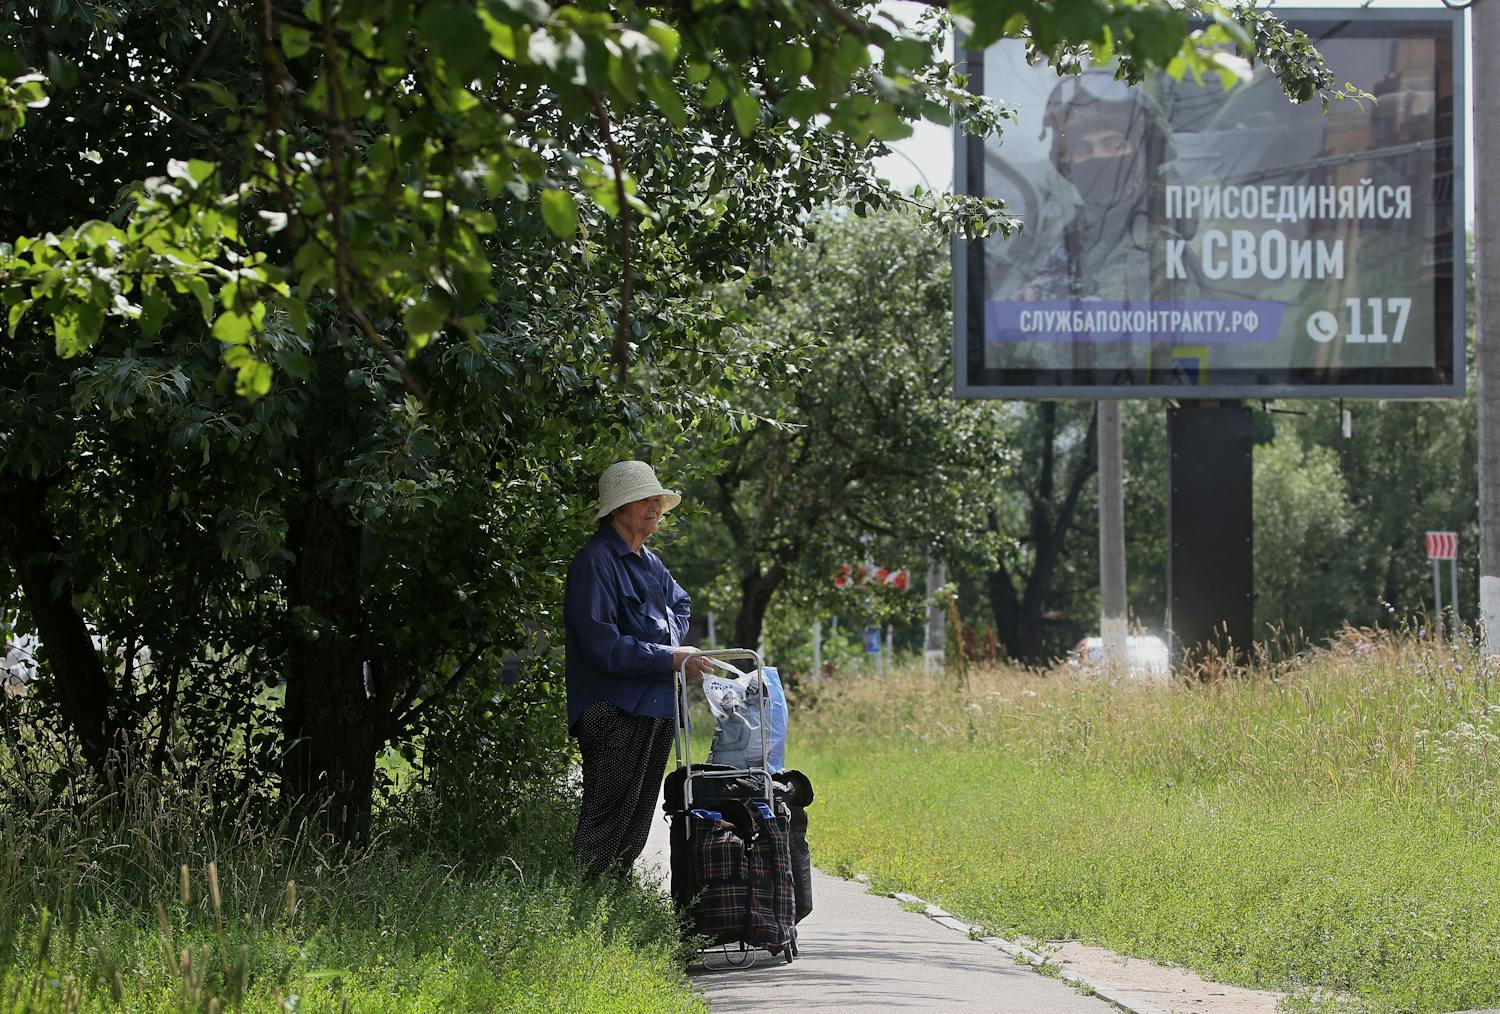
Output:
(671, 647), (774, 817)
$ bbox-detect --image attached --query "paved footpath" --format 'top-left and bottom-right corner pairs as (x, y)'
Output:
(639, 797), (1114, 1014)
(639, 785), (1286, 1014)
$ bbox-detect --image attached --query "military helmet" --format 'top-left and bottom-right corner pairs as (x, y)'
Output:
(1041, 70), (1166, 170)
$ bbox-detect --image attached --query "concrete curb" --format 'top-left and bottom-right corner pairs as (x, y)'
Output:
(887, 891), (1171, 1014)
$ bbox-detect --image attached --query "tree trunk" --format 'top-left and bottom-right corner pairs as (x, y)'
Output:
(986, 410), (1098, 667)
(990, 550), (1055, 666)
(732, 564), (784, 651)
(986, 545), (1024, 661)
(281, 488), (377, 842)
(990, 558), (1071, 666)
(1, 475), (123, 774)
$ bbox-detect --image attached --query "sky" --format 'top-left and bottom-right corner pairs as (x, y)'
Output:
(870, 1), (954, 194)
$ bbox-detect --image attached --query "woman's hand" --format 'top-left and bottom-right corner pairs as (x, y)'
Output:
(674, 648), (712, 679)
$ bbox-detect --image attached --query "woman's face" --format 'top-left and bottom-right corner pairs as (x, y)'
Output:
(613, 495), (664, 542)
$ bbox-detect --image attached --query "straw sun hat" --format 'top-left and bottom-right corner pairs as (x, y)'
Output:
(593, 461), (682, 522)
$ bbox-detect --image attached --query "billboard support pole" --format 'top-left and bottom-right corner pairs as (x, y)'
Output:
(1167, 402), (1253, 669)
(1098, 401), (1129, 672)
(1478, 0), (1500, 655)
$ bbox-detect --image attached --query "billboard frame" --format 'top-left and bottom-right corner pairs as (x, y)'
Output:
(953, 7), (1468, 401)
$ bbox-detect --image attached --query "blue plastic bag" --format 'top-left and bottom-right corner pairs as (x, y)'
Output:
(762, 666), (788, 772)
(705, 665), (789, 772)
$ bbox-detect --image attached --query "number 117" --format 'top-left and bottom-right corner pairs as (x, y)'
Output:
(1344, 297), (1412, 344)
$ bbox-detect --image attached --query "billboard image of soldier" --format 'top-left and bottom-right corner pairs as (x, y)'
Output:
(996, 71), (1202, 382)
(956, 10), (1463, 399)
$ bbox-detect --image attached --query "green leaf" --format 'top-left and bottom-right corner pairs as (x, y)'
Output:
(1053, 0), (1110, 44)
(866, 103), (913, 142)
(280, 294), (309, 337)
(644, 21), (680, 63)
(275, 348), (314, 381)
(580, 162), (621, 217)
(44, 52), (78, 90)
(730, 91), (759, 136)
(280, 26), (313, 59)
(882, 38), (932, 72)
(405, 296), (449, 350)
(166, 158), (217, 187)
(53, 302), (103, 356)
(1125, 7), (1189, 67)
(478, 9), (519, 59)
(187, 80), (238, 109)
(777, 87), (823, 121)
(539, 189), (579, 238)
(212, 310), (252, 345)
(952, 0), (1029, 48)
(1210, 12), (1254, 53)
(182, 277), (214, 324)
(222, 345), (273, 398)
(242, 359), (273, 398)
(419, 1), (490, 80)
(830, 33), (870, 80)
(768, 42), (814, 83)
(702, 75), (728, 107)
(644, 75), (686, 126)
(139, 286), (171, 337)
(15, 78), (48, 109)
(7, 298), (32, 335)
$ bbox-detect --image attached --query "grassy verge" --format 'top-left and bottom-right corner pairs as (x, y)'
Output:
(2, 861), (702, 1013)
(796, 631), (1500, 1014)
(0, 766), (704, 1013)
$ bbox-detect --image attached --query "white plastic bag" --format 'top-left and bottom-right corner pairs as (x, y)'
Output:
(701, 669), (754, 722)
(701, 661), (788, 772)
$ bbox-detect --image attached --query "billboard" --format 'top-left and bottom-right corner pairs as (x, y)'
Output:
(954, 9), (1465, 399)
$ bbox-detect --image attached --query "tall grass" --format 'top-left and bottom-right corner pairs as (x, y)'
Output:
(796, 628), (1500, 1014)
(0, 716), (703, 1012)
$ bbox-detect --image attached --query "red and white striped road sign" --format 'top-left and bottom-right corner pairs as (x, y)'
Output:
(832, 563), (911, 590)
(1425, 531), (1458, 560)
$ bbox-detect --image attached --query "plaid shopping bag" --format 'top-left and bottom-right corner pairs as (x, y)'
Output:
(740, 804), (796, 952)
(690, 816), (747, 942)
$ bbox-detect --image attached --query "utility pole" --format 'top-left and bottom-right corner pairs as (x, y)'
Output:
(1098, 401), (1128, 671)
(1479, 0), (1500, 653)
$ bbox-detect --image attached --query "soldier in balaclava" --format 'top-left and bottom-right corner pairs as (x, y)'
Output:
(1029, 70), (1162, 301)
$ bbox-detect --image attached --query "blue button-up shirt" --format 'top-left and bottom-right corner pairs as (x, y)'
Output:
(564, 525), (691, 730)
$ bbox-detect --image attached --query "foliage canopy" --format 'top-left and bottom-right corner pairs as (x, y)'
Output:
(0, 0), (1345, 834)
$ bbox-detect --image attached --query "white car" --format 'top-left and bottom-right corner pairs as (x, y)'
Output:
(1070, 635), (1171, 681)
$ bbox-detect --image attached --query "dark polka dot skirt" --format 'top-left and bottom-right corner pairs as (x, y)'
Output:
(572, 699), (675, 877)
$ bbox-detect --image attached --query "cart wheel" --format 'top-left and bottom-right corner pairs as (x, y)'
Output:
(783, 944), (794, 964)
(790, 937), (800, 958)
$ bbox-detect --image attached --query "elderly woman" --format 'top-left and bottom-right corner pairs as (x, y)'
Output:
(565, 460), (712, 877)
